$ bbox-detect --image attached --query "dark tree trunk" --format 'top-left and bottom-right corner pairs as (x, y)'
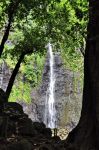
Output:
(65, 1), (99, 150)
(0, 17), (12, 57)
(0, 0), (21, 57)
(6, 53), (25, 101)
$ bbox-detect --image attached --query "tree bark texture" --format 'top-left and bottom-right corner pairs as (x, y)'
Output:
(65, 1), (99, 150)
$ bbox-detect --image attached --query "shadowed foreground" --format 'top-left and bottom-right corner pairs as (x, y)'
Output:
(0, 99), (68, 150)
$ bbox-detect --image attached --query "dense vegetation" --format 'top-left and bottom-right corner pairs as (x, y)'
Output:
(0, 0), (88, 102)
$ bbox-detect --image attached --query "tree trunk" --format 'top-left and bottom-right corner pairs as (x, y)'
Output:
(6, 53), (25, 101)
(65, 1), (99, 150)
(0, 17), (12, 57)
(0, 0), (21, 57)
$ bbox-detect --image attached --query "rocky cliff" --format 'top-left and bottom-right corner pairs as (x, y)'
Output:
(0, 53), (83, 128)
(0, 61), (11, 91)
(25, 52), (82, 128)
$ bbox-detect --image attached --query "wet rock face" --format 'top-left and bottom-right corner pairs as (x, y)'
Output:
(0, 61), (11, 91)
(29, 52), (82, 127)
(0, 54), (82, 128)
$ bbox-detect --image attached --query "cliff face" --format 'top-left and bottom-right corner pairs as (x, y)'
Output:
(0, 54), (83, 128)
(30, 52), (82, 127)
(0, 61), (11, 91)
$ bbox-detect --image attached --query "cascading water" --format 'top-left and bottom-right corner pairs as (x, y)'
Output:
(44, 43), (57, 128)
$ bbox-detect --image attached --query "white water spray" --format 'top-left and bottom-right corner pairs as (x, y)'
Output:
(44, 43), (56, 128)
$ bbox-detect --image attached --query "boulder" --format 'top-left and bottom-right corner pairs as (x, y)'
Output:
(41, 128), (52, 138)
(0, 102), (23, 116)
(39, 144), (53, 150)
(18, 117), (36, 136)
(32, 122), (52, 138)
(7, 139), (32, 150)
(33, 122), (46, 130)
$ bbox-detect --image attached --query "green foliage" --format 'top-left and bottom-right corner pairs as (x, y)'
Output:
(7, 53), (45, 102)
(21, 53), (45, 87)
(9, 81), (31, 103)
(0, 0), (88, 102)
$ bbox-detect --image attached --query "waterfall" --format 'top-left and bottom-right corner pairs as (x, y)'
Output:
(44, 43), (56, 128)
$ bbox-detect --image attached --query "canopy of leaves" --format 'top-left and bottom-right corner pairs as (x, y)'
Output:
(0, 0), (88, 102)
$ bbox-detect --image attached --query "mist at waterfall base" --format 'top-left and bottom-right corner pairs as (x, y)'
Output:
(44, 43), (57, 129)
